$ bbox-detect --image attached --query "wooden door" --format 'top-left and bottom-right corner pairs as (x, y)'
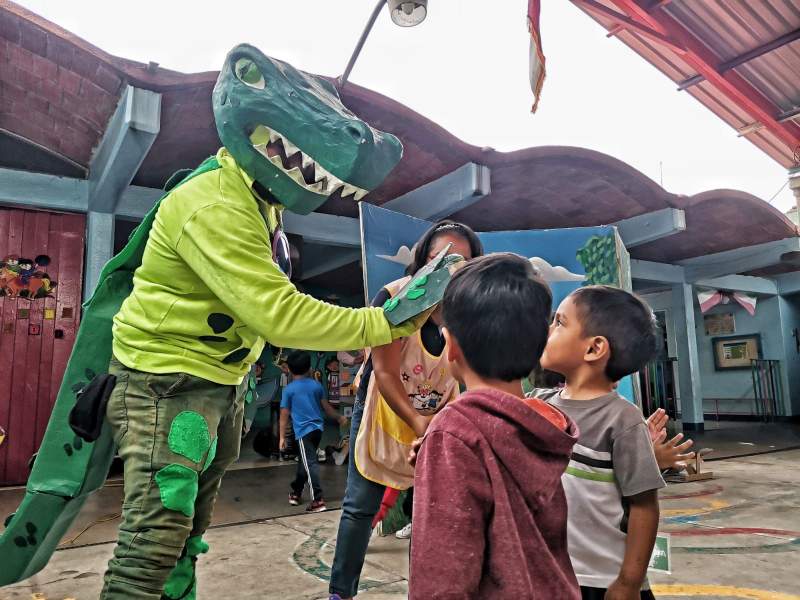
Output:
(0, 207), (84, 485)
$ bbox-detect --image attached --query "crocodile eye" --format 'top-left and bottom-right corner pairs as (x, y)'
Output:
(234, 58), (265, 89)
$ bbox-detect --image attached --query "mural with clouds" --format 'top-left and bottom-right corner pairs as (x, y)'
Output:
(360, 203), (635, 403)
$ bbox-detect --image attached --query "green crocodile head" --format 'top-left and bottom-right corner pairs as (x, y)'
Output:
(213, 44), (403, 215)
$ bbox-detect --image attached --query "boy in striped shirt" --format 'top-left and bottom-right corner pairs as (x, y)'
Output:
(531, 285), (664, 600)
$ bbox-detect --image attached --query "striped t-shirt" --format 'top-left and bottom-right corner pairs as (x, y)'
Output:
(530, 388), (665, 590)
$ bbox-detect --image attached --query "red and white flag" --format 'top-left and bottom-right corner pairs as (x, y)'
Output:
(697, 289), (758, 316)
(733, 292), (757, 316)
(697, 289), (723, 313)
(528, 0), (546, 113)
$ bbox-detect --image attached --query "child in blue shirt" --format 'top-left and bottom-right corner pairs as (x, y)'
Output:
(280, 350), (347, 512)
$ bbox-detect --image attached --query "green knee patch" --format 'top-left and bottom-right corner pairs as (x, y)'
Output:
(168, 411), (211, 463)
(202, 437), (218, 474)
(155, 464), (199, 517)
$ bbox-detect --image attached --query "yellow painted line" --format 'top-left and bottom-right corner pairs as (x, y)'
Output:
(652, 584), (800, 599)
(661, 499), (729, 517)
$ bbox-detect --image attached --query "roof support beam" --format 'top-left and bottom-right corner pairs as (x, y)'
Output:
(382, 162), (491, 220)
(631, 259), (685, 283)
(613, 207), (685, 248)
(694, 274), (777, 296)
(677, 28), (800, 92)
(88, 85), (161, 213)
(601, 0), (800, 152)
(282, 211), (361, 248)
(0, 167), (87, 212)
(679, 237), (800, 281)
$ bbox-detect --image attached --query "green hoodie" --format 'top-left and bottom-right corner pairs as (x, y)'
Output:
(112, 148), (392, 385)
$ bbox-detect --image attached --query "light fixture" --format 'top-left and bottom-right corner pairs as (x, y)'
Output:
(339, 0), (429, 88)
(388, 0), (428, 27)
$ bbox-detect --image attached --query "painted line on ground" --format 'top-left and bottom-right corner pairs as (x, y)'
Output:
(661, 499), (730, 517)
(660, 484), (724, 500)
(651, 583), (800, 599)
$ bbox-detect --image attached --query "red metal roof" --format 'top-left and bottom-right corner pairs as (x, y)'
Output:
(571, 0), (800, 169)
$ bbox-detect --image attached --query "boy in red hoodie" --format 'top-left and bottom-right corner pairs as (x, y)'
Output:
(409, 253), (581, 600)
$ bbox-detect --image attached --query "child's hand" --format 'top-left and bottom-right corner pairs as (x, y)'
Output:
(653, 431), (695, 470)
(604, 578), (641, 600)
(338, 415), (348, 427)
(279, 437), (287, 451)
(408, 437), (423, 467)
(646, 408), (668, 442)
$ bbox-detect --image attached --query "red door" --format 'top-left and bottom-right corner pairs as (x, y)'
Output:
(0, 207), (84, 485)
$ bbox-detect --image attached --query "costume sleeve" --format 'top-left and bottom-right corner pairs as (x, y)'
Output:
(409, 430), (492, 599)
(175, 203), (393, 350)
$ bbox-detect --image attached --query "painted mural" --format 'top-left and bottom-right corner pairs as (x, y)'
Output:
(0, 254), (57, 299)
(360, 203), (635, 401)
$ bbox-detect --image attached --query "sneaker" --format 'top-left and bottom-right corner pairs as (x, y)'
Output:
(317, 448), (327, 462)
(306, 498), (327, 513)
(333, 438), (350, 466)
(395, 522), (412, 539)
(373, 521), (384, 538)
(288, 491), (301, 506)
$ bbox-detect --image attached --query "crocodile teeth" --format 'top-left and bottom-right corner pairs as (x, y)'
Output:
(251, 125), (369, 200)
(340, 183), (359, 198)
(285, 167), (306, 185)
(282, 138), (301, 159)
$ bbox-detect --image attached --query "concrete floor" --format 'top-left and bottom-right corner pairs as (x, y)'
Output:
(2, 450), (800, 599)
(689, 420), (800, 460)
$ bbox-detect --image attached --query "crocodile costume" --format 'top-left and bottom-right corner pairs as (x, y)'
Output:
(0, 44), (424, 598)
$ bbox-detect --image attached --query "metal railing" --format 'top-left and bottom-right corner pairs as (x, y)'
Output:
(751, 359), (783, 422)
(640, 358), (678, 419)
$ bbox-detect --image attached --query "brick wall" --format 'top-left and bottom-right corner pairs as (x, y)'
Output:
(0, 10), (123, 167)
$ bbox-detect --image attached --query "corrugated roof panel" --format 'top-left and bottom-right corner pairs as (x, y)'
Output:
(573, 0), (800, 168)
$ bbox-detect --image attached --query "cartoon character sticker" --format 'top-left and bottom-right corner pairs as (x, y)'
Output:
(409, 381), (444, 414)
(0, 255), (57, 298)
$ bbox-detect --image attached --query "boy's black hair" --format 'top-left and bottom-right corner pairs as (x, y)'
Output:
(287, 350), (311, 376)
(442, 253), (552, 382)
(407, 220), (484, 275)
(570, 285), (658, 382)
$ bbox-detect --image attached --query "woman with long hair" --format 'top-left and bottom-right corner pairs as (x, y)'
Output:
(328, 220), (484, 600)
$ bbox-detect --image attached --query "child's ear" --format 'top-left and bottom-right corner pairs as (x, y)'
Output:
(584, 336), (610, 364)
(442, 327), (462, 364)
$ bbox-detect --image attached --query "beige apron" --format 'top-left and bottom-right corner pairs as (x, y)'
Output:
(354, 277), (458, 489)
